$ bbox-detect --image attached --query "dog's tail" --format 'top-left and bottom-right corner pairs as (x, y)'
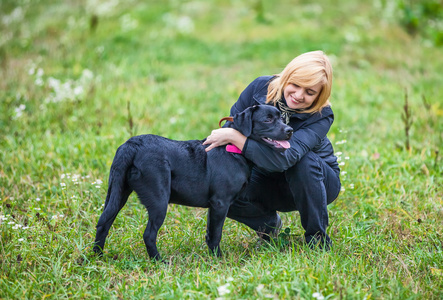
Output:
(103, 142), (137, 212)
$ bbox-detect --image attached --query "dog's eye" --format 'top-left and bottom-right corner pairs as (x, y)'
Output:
(264, 115), (273, 123)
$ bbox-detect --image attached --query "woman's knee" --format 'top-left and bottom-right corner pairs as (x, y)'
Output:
(285, 152), (323, 181)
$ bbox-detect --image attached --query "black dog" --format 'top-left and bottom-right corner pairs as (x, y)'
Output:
(93, 105), (293, 261)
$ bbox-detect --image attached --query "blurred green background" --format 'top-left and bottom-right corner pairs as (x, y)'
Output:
(1, 0), (442, 299)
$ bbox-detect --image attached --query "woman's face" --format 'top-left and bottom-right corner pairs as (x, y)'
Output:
(283, 82), (323, 110)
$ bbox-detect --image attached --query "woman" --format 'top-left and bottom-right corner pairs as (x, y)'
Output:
(203, 51), (341, 249)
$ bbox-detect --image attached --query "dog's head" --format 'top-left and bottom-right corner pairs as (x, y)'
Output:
(232, 105), (293, 152)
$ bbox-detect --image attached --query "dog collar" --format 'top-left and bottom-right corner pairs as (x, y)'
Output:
(219, 116), (234, 128)
(226, 144), (242, 154)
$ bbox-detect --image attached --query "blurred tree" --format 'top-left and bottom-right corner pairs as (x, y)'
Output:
(398, 0), (443, 45)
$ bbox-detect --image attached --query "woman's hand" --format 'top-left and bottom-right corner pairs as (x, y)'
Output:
(203, 128), (247, 152)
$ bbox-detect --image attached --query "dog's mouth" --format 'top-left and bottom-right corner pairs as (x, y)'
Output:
(262, 137), (291, 150)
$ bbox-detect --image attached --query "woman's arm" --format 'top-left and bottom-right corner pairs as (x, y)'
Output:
(203, 128), (246, 152)
(204, 113), (333, 173)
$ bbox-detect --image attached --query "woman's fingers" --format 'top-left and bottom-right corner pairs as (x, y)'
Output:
(205, 143), (216, 152)
(203, 128), (237, 152)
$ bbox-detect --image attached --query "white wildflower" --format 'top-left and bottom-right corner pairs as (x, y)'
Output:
(81, 69), (93, 80)
(95, 46), (104, 55)
(176, 16), (194, 33)
(73, 86), (84, 96)
(303, 4), (323, 15)
(312, 292), (325, 300)
(2, 7), (24, 25)
(217, 283), (231, 296)
(87, 0), (120, 16)
(45, 70), (93, 103)
(14, 104), (26, 118)
(163, 13), (194, 33)
(36, 68), (44, 77)
(120, 14), (138, 32)
(79, 69), (94, 86)
(256, 284), (264, 292)
(345, 31), (361, 43)
(48, 77), (60, 90)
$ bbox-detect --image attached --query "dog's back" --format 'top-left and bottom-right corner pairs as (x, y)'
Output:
(121, 134), (249, 207)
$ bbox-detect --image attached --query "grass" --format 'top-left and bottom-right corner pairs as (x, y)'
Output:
(1, 0), (442, 299)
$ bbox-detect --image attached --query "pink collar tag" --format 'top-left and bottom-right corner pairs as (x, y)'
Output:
(226, 144), (242, 154)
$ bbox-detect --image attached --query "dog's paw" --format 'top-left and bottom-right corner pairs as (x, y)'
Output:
(209, 247), (222, 257)
(92, 246), (104, 257)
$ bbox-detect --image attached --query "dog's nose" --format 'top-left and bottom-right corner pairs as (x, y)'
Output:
(285, 128), (293, 139)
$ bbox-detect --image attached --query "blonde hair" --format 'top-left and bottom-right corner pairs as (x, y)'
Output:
(266, 50), (333, 114)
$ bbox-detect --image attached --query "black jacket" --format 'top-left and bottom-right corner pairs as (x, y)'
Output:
(230, 76), (339, 173)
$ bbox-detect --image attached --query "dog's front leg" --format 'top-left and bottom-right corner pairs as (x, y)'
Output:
(205, 199), (230, 257)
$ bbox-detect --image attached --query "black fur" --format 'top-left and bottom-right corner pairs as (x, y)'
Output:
(93, 105), (293, 260)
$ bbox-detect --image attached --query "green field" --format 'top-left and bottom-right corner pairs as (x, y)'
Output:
(1, 0), (442, 299)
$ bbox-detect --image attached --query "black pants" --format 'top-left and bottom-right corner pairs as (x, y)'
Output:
(227, 151), (341, 244)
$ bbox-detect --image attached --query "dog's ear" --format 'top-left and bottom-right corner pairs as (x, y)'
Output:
(233, 106), (258, 137)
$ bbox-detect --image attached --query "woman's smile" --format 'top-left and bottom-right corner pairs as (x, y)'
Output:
(284, 82), (323, 110)
(289, 95), (303, 104)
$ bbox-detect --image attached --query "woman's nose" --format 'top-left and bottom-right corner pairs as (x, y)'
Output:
(295, 89), (305, 99)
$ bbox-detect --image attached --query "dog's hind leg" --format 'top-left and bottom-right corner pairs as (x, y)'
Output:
(130, 168), (171, 261)
(93, 177), (132, 255)
(142, 202), (168, 261)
